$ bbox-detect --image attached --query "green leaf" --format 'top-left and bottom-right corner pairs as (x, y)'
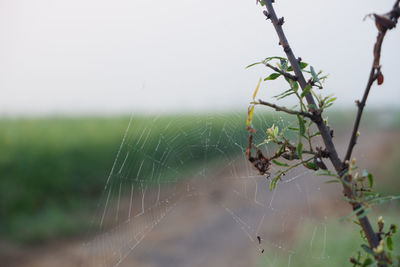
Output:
(300, 62), (308, 69)
(387, 236), (393, 251)
(287, 62), (308, 71)
(356, 207), (371, 219)
(367, 195), (400, 205)
(293, 81), (299, 91)
(300, 84), (312, 98)
(264, 73), (281, 81)
(287, 126), (299, 131)
(296, 142), (303, 158)
(310, 66), (321, 85)
(274, 88), (296, 100)
(340, 206), (364, 222)
(361, 258), (373, 267)
(297, 115), (305, 136)
(280, 58), (288, 70)
(392, 225), (397, 234)
(361, 244), (375, 256)
(264, 56), (286, 63)
(325, 179), (340, 184)
(315, 169), (337, 177)
(270, 176), (279, 190)
(305, 162), (318, 170)
(272, 159), (289, 167)
(246, 62), (263, 69)
(367, 173), (374, 188)
(277, 144), (285, 155)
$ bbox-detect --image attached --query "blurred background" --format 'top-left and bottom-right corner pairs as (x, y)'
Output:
(0, 0), (399, 266)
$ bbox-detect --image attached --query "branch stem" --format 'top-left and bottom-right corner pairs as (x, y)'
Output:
(256, 100), (313, 119)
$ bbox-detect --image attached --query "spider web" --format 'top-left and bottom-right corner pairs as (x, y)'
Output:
(82, 111), (343, 267)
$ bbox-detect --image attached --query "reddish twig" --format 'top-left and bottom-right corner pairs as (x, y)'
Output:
(344, 1), (400, 164)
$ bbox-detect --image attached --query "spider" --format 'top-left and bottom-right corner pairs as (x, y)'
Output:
(246, 134), (271, 175)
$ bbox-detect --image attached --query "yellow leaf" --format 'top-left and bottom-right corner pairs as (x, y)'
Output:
(253, 78), (262, 101)
(247, 105), (255, 127)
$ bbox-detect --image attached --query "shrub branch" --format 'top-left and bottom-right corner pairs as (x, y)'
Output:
(260, 0), (400, 253)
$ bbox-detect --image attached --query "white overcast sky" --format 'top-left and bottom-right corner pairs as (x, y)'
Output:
(0, 0), (399, 115)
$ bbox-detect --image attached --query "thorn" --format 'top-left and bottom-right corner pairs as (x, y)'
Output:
(277, 17), (285, 25)
(297, 57), (302, 64)
(355, 100), (360, 107)
(278, 41), (281, 46)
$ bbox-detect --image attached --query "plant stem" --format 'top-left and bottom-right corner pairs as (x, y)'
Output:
(256, 100), (313, 119)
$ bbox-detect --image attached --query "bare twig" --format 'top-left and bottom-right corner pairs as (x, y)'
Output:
(344, 3), (400, 164)
(256, 100), (313, 119)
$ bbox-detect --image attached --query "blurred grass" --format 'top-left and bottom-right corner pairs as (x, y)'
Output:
(257, 210), (400, 267)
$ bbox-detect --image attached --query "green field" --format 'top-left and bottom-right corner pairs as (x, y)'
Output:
(0, 113), (276, 243)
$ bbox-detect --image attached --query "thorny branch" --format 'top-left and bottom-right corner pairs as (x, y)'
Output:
(256, 0), (400, 254)
(344, 3), (400, 164)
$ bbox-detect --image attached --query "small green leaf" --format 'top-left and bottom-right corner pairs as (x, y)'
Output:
(287, 62), (308, 71)
(277, 144), (285, 155)
(287, 127), (299, 131)
(264, 73), (281, 81)
(300, 62), (308, 69)
(367, 173), (374, 188)
(310, 66), (321, 85)
(296, 142), (303, 158)
(293, 81), (299, 91)
(280, 58), (288, 70)
(325, 179), (340, 184)
(300, 84), (312, 98)
(272, 159), (289, 167)
(246, 62), (263, 69)
(270, 176), (279, 190)
(340, 206), (364, 222)
(387, 236), (393, 251)
(361, 258), (373, 267)
(274, 88), (295, 100)
(315, 169), (337, 177)
(305, 162), (318, 170)
(361, 244), (375, 256)
(297, 115), (305, 136)
(264, 56), (286, 62)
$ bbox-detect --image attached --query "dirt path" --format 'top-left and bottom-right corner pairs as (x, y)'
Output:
(3, 130), (399, 267)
